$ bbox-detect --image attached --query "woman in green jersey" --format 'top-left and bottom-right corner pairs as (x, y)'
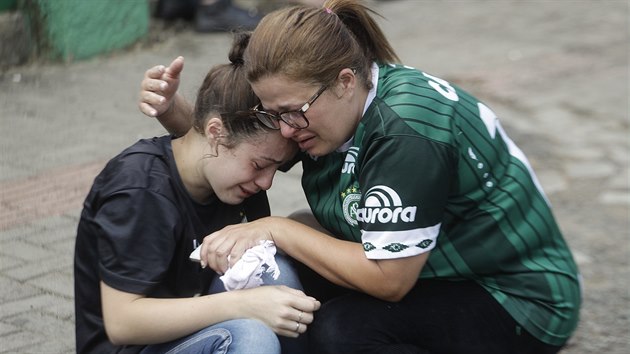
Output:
(139, 1), (581, 353)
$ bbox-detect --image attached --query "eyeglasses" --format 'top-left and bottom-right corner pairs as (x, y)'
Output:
(220, 110), (281, 131)
(252, 86), (327, 130)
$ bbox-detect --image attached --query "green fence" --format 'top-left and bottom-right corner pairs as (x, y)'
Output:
(21, 0), (149, 61)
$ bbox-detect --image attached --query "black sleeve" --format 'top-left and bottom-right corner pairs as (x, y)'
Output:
(96, 189), (182, 295)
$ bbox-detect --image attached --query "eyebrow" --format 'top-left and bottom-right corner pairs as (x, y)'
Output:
(279, 104), (300, 112)
(260, 156), (285, 165)
(265, 101), (301, 113)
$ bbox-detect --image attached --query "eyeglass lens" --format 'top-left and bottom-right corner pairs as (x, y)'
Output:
(254, 112), (281, 130)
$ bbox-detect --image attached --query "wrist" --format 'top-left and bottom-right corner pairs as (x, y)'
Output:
(258, 216), (283, 245)
(156, 100), (175, 119)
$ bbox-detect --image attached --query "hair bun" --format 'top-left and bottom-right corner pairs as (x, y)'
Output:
(230, 57), (244, 66)
(228, 31), (251, 66)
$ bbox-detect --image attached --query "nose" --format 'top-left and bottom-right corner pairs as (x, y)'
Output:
(279, 121), (298, 139)
(254, 170), (275, 191)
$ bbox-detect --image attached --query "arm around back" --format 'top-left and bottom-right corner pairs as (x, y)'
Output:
(138, 56), (194, 136)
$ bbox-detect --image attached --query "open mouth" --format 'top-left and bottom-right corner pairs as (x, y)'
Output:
(296, 135), (316, 151)
(239, 186), (256, 197)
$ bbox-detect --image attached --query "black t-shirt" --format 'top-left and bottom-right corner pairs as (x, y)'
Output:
(74, 136), (270, 354)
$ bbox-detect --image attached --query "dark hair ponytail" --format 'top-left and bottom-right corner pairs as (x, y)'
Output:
(192, 32), (271, 146)
(325, 0), (399, 64)
(228, 31), (249, 67)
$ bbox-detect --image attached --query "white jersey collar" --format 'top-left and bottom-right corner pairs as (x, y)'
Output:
(336, 62), (379, 153)
(363, 62), (379, 116)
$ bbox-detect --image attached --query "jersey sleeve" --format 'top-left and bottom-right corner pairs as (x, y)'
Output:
(358, 134), (456, 259)
(95, 188), (182, 295)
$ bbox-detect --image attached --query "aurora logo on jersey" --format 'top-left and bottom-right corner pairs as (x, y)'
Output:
(341, 147), (359, 174)
(356, 185), (417, 224)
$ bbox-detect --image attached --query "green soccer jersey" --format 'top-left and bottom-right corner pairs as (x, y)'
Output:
(300, 63), (581, 346)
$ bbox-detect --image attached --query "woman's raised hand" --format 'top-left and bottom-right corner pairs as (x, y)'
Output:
(138, 56), (184, 118)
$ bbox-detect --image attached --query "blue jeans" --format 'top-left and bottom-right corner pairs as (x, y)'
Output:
(210, 253), (308, 354)
(142, 253), (305, 354)
(140, 319), (279, 354)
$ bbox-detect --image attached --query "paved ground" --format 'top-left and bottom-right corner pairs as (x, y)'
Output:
(0, 0), (628, 353)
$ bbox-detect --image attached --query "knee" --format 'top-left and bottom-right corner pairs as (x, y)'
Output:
(224, 319), (280, 353)
(309, 301), (356, 354)
(263, 253), (303, 290)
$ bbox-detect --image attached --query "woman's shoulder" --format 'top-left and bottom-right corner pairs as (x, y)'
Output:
(377, 64), (455, 107)
(92, 136), (175, 196)
(371, 64), (473, 145)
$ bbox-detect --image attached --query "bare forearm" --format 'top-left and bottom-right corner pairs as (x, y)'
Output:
(157, 93), (193, 137)
(102, 284), (240, 345)
(273, 219), (362, 290)
(263, 217), (426, 301)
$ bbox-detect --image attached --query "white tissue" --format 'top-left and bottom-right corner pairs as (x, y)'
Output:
(220, 240), (280, 291)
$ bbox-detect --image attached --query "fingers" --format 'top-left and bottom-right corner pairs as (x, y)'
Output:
(200, 234), (242, 274)
(288, 320), (307, 336)
(283, 287), (322, 313)
(142, 57), (180, 91)
(277, 305), (316, 338)
(138, 91), (168, 117)
(294, 300), (321, 324)
(140, 90), (166, 107)
(275, 324), (302, 338)
(206, 246), (230, 274)
(141, 78), (168, 93)
(164, 56), (184, 79)
(139, 102), (158, 117)
(292, 309), (313, 325)
(283, 289), (320, 336)
(139, 64), (171, 118)
(207, 238), (232, 273)
(239, 286), (320, 338)
(275, 313), (310, 338)
(226, 243), (250, 269)
(201, 225), (262, 273)
(144, 64), (165, 80)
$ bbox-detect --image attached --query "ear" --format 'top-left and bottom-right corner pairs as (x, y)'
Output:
(204, 117), (224, 143)
(334, 68), (357, 98)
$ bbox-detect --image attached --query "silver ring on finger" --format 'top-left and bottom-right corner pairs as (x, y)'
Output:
(295, 321), (301, 332)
